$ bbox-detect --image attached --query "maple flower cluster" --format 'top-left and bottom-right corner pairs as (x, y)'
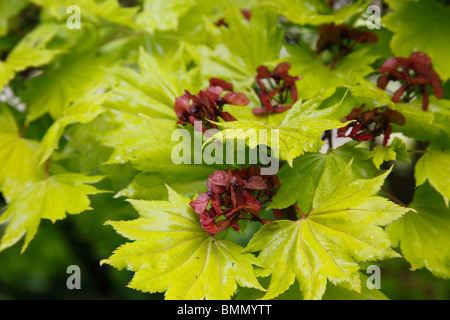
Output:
(174, 78), (250, 134)
(253, 62), (302, 114)
(339, 52), (444, 146)
(175, 63), (303, 130)
(376, 52), (444, 110)
(338, 104), (406, 146)
(189, 166), (281, 234)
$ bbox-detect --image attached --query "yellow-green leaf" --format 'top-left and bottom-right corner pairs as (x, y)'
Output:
(0, 174), (105, 253)
(415, 139), (450, 206)
(0, 105), (43, 199)
(205, 95), (348, 166)
(101, 186), (265, 300)
(246, 167), (409, 300)
(36, 89), (108, 165)
(371, 137), (409, 170)
(387, 183), (450, 279)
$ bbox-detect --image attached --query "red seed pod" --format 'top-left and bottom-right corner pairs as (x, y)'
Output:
(253, 62), (302, 114)
(174, 78), (250, 133)
(338, 104), (405, 146)
(377, 52), (444, 110)
(189, 166), (282, 234)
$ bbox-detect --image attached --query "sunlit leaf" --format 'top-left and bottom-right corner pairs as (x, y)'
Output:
(0, 174), (105, 253)
(246, 167), (409, 300)
(205, 95), (348, 166)
(415, 138), (450, 206)
(101, 186), (265, 299)
(388, 183), (450, 278)
(371, 137), (409, 169)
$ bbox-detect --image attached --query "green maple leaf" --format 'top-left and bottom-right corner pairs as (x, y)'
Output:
(0, 23), (63, 90)
(245, 166), (409, 300)
(286, 40), (380, 100)
(415, 138), (450, 206)
(101, 186), (265, 300)
(347, 75), (396, 109)
(234, 269), (388, 300)
(37, 89), (108, 165)
(323, 272), (389, 300)
(205, 94), (349, 166)
(23, 52), (109, 122)
(87, 0), (139, 27)
(135, 0), (195, 33)
(371, 137), (409, 170)
(103, 47), (199, 120)
(0, 105), (43, 200)
(392, 101), (445, 142)
(115, 162), (225, 201)
(190, 6), (283, 87)
(207, 7), (283, 77)
(391, 97), (450, 141)
(0, 0), (29, 37)
(425, 97), (450, 138)
(0, 174), (105, 253)
(387, 183), (450, 279)
(269, 141), (378, 213)
(98, 111), (179, 170)
(30, 0), (139, 27)
(263, 0), (367, 26)
(383, 0), (450, 81)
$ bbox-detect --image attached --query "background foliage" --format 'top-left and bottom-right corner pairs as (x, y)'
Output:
(0, 0), (450, 300)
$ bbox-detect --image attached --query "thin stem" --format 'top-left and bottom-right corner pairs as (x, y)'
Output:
(407, 149), (426, 154)
(381, 187), (409, 208)
(256, 190), (272, 199)
(19, 124), (28, 138)
(293, 203), (306, 219)
(102, 28), (146, 45)
(259, 198), (272, 205)
(323, 130), (333, 150)
(44, 158), (50, 180)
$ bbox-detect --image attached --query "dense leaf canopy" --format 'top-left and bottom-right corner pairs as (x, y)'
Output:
(0, 0), (449, 300)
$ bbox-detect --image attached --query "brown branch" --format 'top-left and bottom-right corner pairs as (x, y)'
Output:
(19, 124), (28, 138)
(293, 203), (306, 219)
(407, 149), (426, 154)
(381, 186), (409, 208)
(44, 158), (50, 179)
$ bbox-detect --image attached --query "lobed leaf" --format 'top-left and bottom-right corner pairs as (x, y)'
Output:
(205, 95), (349, 166)
(387, 183), (450, 279)
(415, 138), (450, 206)
(0, 105), (44, 200)
(246, 166), (409, 300)
(269, 141), (378, 213)
(0, 174), (105, 253)
(371, 137), (409, 170)
(101, 186), (265, 300)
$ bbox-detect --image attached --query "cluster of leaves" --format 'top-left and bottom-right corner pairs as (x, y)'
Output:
(1, 0), (450, 301)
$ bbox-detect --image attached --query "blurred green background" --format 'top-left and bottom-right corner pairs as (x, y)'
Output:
(1, 0), (449, 300)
